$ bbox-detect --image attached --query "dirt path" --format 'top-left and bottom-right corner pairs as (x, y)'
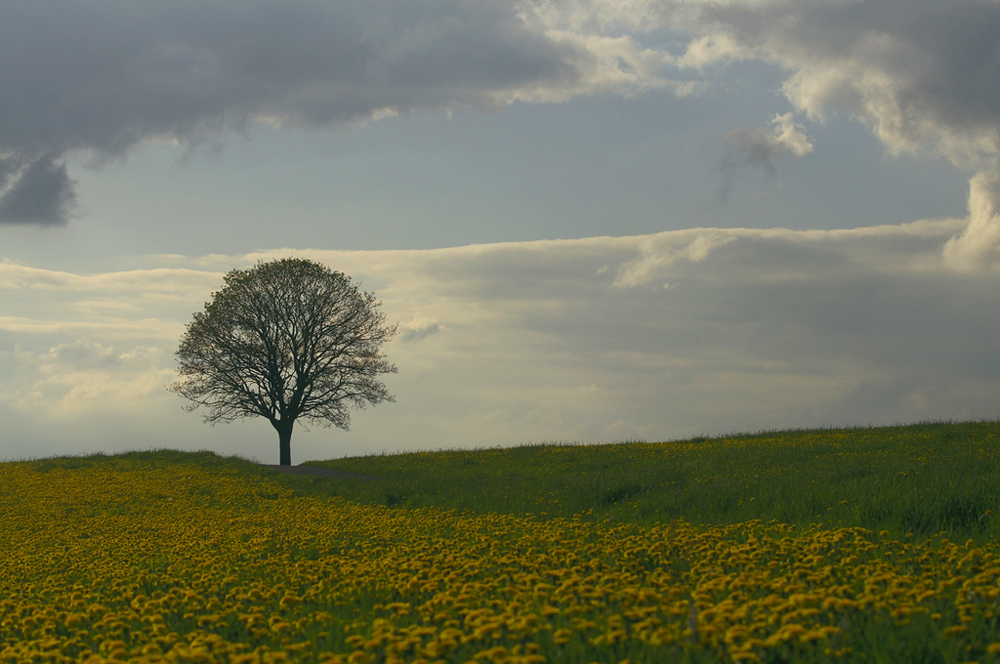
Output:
(262, 464), (380, 481)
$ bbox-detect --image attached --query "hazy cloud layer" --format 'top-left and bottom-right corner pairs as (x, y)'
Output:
(4, 220), (1000, 462)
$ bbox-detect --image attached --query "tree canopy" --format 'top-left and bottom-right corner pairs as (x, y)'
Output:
(170, 258), (397, 465)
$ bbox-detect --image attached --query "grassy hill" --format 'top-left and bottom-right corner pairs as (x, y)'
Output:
(9, 420), (1000, 663)
(280, 420), (1000, 543)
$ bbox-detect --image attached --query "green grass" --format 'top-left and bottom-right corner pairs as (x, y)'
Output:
(22, 420), (1000, 542)
(284, 420), (1000, 543)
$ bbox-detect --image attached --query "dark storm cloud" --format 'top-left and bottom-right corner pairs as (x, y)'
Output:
(8, 0), (1000, 236)
(0, 1), (571, 155)
(0, 157), (19, 189)
(0, 153), (76, 225)
(1, 0), (666, 225)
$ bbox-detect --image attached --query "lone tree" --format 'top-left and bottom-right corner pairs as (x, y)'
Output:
(170, 258), (397, 465)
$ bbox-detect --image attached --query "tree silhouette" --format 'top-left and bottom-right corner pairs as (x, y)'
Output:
(170, 258), (396, 465)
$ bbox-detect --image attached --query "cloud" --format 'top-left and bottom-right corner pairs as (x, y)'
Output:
(399, 318), (443, 343)
(943, 171), (1000, 271)
(0, 340), (171, 418)
(49, 340), (122, 370)
(0, 157), (19, 190)
(0, 0), (687, 225)
(0, 153), (76, 225)
(669, 0), (1000, 266)
(0, 261), (219, 345)
(528, 0), (1000, 266)
(6, 0), (996, 237)
(0, 261), (222, 293)
(612, 231), (734, 288)
(717, 112), (813, 200)
(6, 221), (1000, 462)
(628, 0), (1000, 170)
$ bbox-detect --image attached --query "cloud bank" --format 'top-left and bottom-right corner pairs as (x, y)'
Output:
(4, 220), (1000, 462)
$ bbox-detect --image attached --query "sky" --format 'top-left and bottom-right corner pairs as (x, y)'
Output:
(3, 0), (1000, 464)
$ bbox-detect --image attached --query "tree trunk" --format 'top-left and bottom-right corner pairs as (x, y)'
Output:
(274, 420), (294, 466)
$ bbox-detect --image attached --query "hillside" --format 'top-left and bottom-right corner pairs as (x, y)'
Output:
(6, 421), (1000, 663)
(291, 420), (1000, 543)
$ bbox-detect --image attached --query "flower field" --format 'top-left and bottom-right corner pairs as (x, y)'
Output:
(4, 442), (1000, 663)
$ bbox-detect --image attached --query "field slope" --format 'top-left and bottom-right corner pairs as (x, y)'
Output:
(302, 421), (1000, 542)
(3, 422), (1000, 663)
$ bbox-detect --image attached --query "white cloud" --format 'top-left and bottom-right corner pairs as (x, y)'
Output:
(0, 341), (173, 419)
(0, 261), (222, 295)
(613, 231), (734, 288)
(767, 113), (813, 158)
(943, 171), (1000, 271)
(0, 317), (183, 341)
